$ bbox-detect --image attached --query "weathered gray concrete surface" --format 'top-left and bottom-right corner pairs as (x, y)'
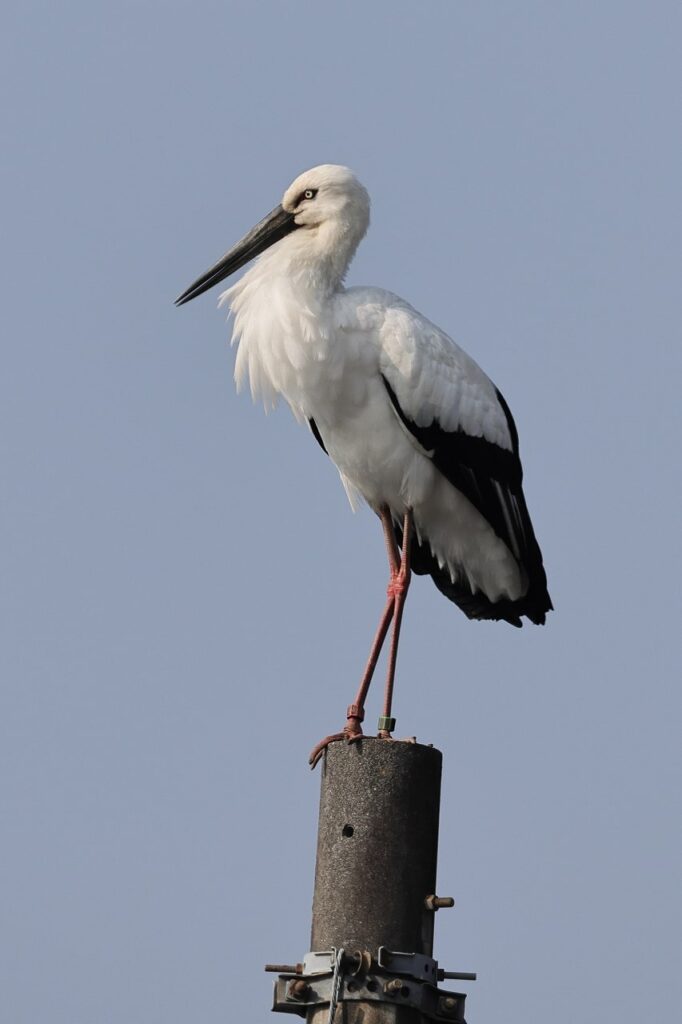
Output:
(311, 738), (443, 956)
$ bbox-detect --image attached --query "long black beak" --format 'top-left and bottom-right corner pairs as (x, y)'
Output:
(175, 205), (298, 306)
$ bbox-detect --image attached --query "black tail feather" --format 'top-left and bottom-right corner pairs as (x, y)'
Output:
(394, 522), (552, 628)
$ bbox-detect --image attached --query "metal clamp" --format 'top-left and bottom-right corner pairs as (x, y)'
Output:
(273, 972), (466, 1021)
(269, 947), (471, 1022)
(377, 946), (439, 983)
(301, 950), (336, 976)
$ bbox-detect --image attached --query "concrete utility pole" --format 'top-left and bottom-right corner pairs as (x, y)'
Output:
(266, 738), (475, 1023)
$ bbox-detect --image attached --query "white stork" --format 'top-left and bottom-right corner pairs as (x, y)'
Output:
(175, 164), (552, 765)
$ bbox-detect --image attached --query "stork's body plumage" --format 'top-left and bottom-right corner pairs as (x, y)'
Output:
(176, 164), (552, 758)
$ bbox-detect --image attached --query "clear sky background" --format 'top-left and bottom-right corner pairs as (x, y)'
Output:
(2, 3), (680, 1022)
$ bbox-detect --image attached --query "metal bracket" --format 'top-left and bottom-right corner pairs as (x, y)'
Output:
(301, 950), (336, 976)
(377, 945), (439, 983)
(270, 947), (470, 1022)
(273, 973), (466, 1021)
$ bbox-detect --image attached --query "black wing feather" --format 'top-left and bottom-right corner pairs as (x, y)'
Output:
(382, 375), (552, 625)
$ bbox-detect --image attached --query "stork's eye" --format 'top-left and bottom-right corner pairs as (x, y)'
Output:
(299, 188), (317, 204)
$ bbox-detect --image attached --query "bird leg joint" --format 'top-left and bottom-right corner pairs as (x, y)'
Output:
(386, 568), (411, 600)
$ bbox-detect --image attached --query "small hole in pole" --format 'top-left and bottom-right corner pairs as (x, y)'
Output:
(342, 824), (354, 837)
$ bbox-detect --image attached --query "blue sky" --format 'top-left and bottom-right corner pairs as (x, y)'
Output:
(2, 3), (681, 1022)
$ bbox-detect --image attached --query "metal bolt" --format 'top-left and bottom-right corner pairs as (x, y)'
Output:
(384, 978), (406, 995)
(350, 949), (372, 975)
(425, 894), (455, 911)
(438, 996), (458, 1016)
(264, 963), (302, 974)
(287, 979), (310, 1001)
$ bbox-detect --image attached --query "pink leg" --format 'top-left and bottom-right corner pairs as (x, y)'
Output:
(378, 509), (413, 738)
(308, 507), (406, 768)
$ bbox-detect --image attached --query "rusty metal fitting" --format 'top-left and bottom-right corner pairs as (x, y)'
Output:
(287, 979), (310, 1001)
(425, 894), (455, 911)
(384, 978), (408, 996)
(349, 949), (372, 975)
(346, 704), (365, 722)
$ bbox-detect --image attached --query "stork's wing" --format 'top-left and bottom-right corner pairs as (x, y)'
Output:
(378, 302), (552, 624)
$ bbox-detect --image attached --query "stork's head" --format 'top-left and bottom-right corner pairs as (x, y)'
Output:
(282, 164), (370, 236)
(175, 164), (370, 306)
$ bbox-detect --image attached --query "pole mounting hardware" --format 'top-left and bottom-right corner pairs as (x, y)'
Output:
(425, 894), (455, 911)
(270, 946), (473, 1022)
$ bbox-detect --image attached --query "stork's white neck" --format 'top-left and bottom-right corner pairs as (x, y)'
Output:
(263, 213), (367, 295)
(219, 233), (348, 413)
(219, 207), (369, 411)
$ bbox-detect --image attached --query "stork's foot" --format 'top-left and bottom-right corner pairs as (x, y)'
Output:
(308, 732), (345, 769)
(309, 706), (364, 769)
